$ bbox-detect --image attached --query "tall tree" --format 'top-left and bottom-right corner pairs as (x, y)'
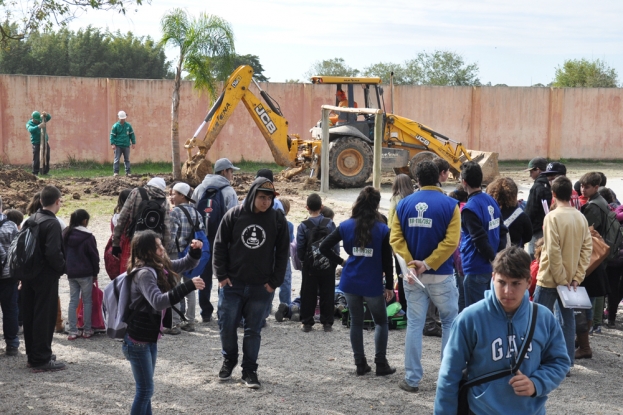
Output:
(0, 0), (146, 44)
(553, 58), (618, 88)
(160, 8), (234, 179)
(362, 62), (407, 84)
(404, 51), (480, 86)
(305, 58), (359, 79)
(212, 53), (268, 82)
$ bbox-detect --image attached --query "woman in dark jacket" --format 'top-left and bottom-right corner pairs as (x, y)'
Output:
(486, 178), (533, 247)
(123, 230), (205, 415)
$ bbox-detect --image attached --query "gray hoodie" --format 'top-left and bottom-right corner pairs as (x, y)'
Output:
(192, 174), (238, 212)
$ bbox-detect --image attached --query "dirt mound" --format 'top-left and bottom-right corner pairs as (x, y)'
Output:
(0, 168), (46, 211)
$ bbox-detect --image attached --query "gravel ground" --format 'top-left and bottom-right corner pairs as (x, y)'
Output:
(1, 163), (623, 414)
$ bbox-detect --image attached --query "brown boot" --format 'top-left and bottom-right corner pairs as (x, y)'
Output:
(55, 296), (64, 333)
(575, 331), (592, 359)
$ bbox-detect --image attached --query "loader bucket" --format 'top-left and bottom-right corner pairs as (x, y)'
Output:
(467, 150), (499, 184)
(182, 156), (213, 187)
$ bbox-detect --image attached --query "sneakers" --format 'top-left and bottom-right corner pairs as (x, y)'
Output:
(163, 326), (182, 335)
(242, 370), (261, 389)
(113, 173), (119, 177)
(301, 324), (313, 332)
(323, 324), (333, 332)
(126, 173), (132, 177)
(291, 305), (300, 314)
(31, 360), (66, 373)
(398, 379), (419, 393)
(219, 359), (237, 381)
(590, 324), (602, 335)
(67, 333), (79, 341)
(607, 320), (616, 328)
(5, 347), (18, 357)
(181, 323), (196, 332)
(202, 316), (212, 323)
(27, 354), (55, 368)
(291, 313), (300, 322)
(423, 325), (442, 338)
(275, 303), (288, 322)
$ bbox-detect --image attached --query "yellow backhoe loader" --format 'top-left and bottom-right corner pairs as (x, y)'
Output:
(181, 65), (498, 187)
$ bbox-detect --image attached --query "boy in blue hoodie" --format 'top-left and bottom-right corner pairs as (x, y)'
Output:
(434, 246), (569, 415)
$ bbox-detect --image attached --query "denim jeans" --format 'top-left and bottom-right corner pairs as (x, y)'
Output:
(463, 272), (492, 308)
(533, 285), (575, 366)
(0, 280), (19, 349)
(218, 280), (273, 371)
(122, 334), (157, 415)
(454, 270), (465, 313)
(403, 274), (458, 387)
(113, 146), (131, 174)
(279, 260), (292, 306)
(68, 277), (93, 333)
(343, 293), (388, 362)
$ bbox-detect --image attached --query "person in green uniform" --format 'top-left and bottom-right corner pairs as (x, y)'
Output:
(26, 111), (51, 175)
(110, 110), (136, 177)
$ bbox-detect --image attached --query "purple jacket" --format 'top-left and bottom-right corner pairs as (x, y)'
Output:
(64, 226), (100, 279)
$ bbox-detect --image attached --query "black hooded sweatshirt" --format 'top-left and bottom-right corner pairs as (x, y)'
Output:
(212, 177), (289, 289)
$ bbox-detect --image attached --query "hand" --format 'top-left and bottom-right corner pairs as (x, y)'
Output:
(509, 370), (536, 397)
(264, 283), (275, 293)
(111, 144), (116, 149)
(404, 268), (418, 285)
(384, 289), (394, 302)
(38, 124), (44, 129)
(112, 246), (122, 258)
(566, 280), (579, 292)
(131, 144), (135, 149)
(192, 277), (206, 290)
(219, 278), (232, 288)
(407, 259), (427, 276)
(18, 281), (22, 290)
(41, 111), (47, 117)
(189, 239), (203, 250)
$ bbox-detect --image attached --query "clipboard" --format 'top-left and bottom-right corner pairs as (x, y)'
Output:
(556, 286), (592, 309)
(394, 253), (425, 288)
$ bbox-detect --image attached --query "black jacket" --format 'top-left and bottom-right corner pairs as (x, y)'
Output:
(64, 227), (100, 279)
(501, 206), (533, 247)
(525, 176), (552, 234)
(580, 194), (610, 297)
(212, 177), (289, 289)
(32, 209), (66, 280)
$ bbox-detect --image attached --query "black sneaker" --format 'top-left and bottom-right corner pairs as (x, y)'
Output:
(27, 354), (55, 368)
(218, 359), (237, 381)
(5, 347), (18, 357)
(301, 324), (313, 332)
(423, 325), (442, 338)
(275, 303), (288, 322)
(242, 370), (261, 389)
(323, 324), (333, 332)
(31, 360), (66, 373)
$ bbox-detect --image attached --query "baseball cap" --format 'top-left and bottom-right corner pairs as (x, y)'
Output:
(257, 180), (280, 197)
(540, 162), (567, 176)
(214, 158), (240, 173)
(172, 182), (195, 203)
(524, 157), (548, 172)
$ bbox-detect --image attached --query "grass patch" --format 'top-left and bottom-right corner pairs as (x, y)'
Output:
(26, 160), (172, 178)
(234, 159), (284, 174)
(58, 196), (117, 218)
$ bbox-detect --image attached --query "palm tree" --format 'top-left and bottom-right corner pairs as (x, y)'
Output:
(160, 9), (235, 179)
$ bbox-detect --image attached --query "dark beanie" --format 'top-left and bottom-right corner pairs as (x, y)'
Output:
(256, 168), (274, 182)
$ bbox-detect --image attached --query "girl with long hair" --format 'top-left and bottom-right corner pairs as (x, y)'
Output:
(63, 209), (99, 339)
(320, 186), (395, 376)
(486, 177), (533, 247)
(122, 230), (205, 415)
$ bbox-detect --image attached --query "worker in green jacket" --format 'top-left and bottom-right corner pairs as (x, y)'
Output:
(26, 111), (52, 175)
(110, 110), (136, 177)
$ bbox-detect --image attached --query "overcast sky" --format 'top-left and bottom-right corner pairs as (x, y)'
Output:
(67, 0), (623, 86)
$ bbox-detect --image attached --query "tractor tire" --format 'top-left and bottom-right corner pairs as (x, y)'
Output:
(328, 137), (373, 188)
(408, 151), (437, 180)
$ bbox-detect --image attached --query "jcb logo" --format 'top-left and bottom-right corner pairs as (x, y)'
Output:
(416, 135), (430, 146)
(232, 76), (242, 88)
(255, 104), (277, 134)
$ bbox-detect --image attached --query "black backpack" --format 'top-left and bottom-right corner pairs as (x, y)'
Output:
(0, 219), (8, 271)
(303, 217), (333, 272)
(196, 184), (228, 243)
(590, 201), (623, 261)
(127, 187), (167, 238)
(7, 216), (52, 282)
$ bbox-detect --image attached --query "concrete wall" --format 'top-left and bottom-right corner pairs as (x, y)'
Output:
(1, 74), (622, 165)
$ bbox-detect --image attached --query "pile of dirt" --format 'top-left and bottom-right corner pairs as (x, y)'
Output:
(0, 168), (48, 211)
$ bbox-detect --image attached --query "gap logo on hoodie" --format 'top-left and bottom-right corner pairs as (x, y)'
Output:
(241, 225), (266, 249)
(488, 205), (500, 230)
(491, 335), (532, 361)
(408, 202), (433, 228)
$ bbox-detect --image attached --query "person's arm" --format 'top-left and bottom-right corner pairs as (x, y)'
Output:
(129, 124), (136, 145)
(110, 123), (117, 145)
(43, 219), (66, 274)
(27, 123), (39, 134)
(574, 221), (592, 284)
(462, 209), (496, 262)
(424, 205), (461, 270)
(88, 235), (100, 277)
(542, 216), (569, 286)
(497, 221), (508, 252)
(44, 113), (51, 122)
(319, 227), (344, 265)
(169, 246), (201, 273)
(296, 222), (307, 261)
(113, 190), (138, 247)
(520, 213), (533, 246)
(583, 204), (603, 234)
(381, 231), (394, 289)
(212, 209), (234, 282)
(268, 213), (290, 289)
(135, 269), (197, 312)
(389, 210), (414, 265)
(329, 221), (340, 255)
(168, 208), (181, 253)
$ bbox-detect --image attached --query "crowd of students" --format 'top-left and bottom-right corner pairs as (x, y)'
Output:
(0, 156), (621, 415)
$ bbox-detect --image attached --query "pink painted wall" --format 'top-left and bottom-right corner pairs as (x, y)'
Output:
(1, 74), (622, 165)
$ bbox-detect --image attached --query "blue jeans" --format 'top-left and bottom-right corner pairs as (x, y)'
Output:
(533, 285), (575, 366)
(68, 277), (93, 333)
(279, 260), (292, 306)
(463, 273), (492, 308)
(343, 293), (388, 362)
(403, 275), (458, 388)
(0, 280), (19, 349)
(218, 280), (273, 372)
(122, 334), (157, 415)
(113, 146), (131, 174)
(454, 271), (465, 313)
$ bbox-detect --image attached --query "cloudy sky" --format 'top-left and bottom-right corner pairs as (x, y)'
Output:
(68, 0), (623, 86)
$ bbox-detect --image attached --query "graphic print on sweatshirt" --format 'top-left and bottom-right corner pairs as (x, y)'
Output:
(491, 335), (532, 361)
(408, 202), (432, 228)
(241, 225), (266, 249)
(488, 205), (500, 230)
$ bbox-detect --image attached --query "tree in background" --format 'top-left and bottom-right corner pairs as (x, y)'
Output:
(305, 58), (359, 79)
(212, 53), (268, 82)
(553, 58), (618, 88)
(160, 8), (234, 179)
(404, 51), (480, 86)
(362, 62), (407, 84)
(0, 27), (171, 79)
(0, 0), (146, 44)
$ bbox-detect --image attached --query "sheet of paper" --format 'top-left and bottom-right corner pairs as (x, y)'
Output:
(541, 199), (550, 215)
(556, 286), (592, 309)
(394, 253), (425, 288)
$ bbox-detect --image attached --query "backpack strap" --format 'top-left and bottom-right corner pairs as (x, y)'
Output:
(504, 207), (523, 228)
(137, 187), (149, 202)
(176, 205), (199, 252)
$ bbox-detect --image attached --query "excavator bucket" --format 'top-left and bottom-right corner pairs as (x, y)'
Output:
(466, 150), (499, 184)
(182, 155), (213, 187)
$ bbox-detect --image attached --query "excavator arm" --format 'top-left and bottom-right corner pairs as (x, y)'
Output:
(182, 65), (297, 185)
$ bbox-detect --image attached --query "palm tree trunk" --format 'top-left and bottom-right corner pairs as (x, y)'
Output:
(171, 56), (183, 179)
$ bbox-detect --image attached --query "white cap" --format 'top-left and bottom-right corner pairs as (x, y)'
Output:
(118, 110), (127, 119)
(172, 182), (195, 203)
(147, 177), (166, 190)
